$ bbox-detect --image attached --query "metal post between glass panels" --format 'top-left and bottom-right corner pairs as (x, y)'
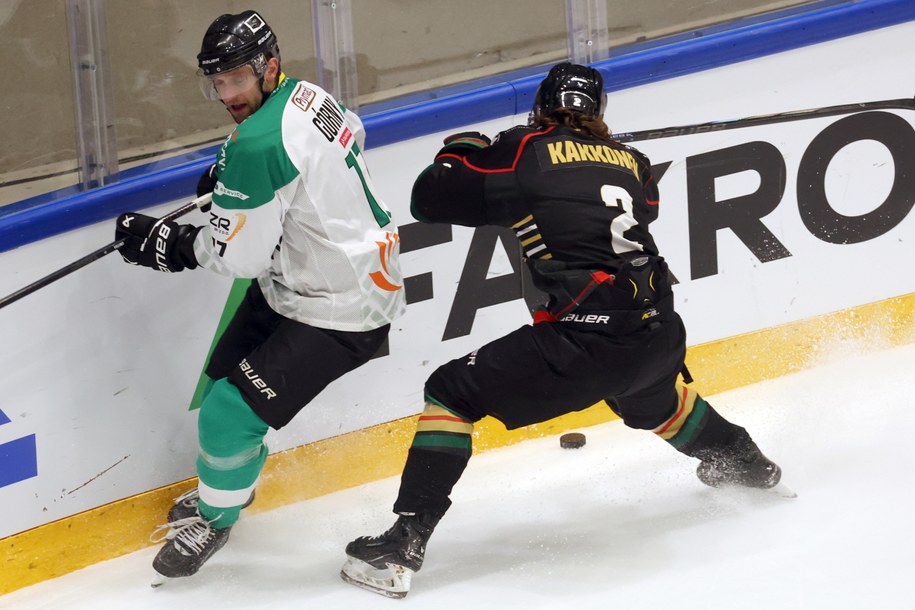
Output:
(66, 0), (118, 190)
(311, 0), (359, 112)
(566, 0), (610, 65)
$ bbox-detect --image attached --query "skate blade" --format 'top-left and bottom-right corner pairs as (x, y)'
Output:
(150, 572), (169, 588)
(712, 480), (798, 499)
(769, 482), (797, 499)
(340, 557), (412, 599)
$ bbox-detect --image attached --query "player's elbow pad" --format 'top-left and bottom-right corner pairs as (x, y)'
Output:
(410, 164), (486, 226)
(410, 165), (442, 222)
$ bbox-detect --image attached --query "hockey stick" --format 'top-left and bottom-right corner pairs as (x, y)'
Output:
(613, 96), (915, 143)
(0, 192), (212, 311)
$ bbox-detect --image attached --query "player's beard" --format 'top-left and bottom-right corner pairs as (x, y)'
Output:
(226, 101), (256, 124)
(224, 90), (263, 124)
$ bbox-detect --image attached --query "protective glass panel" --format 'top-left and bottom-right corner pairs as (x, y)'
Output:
(607, 0), (817, 47)
(351, 0), (567, 106)
(105, 1), (315, 174)
(0, 0), (76, 205)
(0, 0), (827, 208)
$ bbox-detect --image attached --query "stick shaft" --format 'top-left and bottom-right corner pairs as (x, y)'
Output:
(0, 193), (211, 311)
(614, 98), (915, 143)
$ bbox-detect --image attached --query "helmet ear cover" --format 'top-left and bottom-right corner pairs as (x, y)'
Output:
(530, 62), (606, 123)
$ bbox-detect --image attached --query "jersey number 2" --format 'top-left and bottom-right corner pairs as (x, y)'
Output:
(600, 184), (641, 254)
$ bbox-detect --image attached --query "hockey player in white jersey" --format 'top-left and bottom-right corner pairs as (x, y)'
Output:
(113, 10), (405, 583)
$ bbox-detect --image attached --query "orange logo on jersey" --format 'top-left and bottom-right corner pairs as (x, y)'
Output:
(369, 232), (402, 292)
(208, 212), (247, 245)
(227, 213), (246, 241)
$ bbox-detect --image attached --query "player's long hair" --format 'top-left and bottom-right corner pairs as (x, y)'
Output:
(534, 108), (612, 142)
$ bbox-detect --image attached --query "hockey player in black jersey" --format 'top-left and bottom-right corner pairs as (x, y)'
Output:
(341, 62), (783, 598)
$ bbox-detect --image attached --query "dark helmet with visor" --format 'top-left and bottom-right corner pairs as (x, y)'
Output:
(530, 62), (606, 124)
(197, 10), (280, 101)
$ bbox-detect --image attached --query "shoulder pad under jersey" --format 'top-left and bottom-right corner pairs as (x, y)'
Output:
(492, 125), (536, 145)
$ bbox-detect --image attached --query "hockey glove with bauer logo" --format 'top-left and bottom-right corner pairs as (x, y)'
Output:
(434, 131), (491, 162)
(115, 213), (202, 273)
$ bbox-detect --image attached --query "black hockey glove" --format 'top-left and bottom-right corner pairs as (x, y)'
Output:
(434, 131), (491, 161)
(196, 163), (218, 212)
(115, 213), (202, 273)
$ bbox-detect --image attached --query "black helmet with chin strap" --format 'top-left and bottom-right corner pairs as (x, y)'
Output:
(197, 10), (280, 77)
(530, 62), (606, 123)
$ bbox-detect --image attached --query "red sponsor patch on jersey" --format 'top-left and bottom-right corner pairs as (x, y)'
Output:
(339, 127), (353, 148)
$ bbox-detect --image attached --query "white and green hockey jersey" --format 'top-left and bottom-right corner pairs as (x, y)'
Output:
(193, 75), (406, 332)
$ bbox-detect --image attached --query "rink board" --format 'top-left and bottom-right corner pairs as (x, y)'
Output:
(2, 7), (915, 596)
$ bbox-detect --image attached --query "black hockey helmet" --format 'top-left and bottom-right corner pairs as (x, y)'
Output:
(530, 62), (606, 122)
(197, 10), (279, 77)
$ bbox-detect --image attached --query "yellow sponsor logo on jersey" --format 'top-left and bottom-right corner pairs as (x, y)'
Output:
(546, 140), (639, 177)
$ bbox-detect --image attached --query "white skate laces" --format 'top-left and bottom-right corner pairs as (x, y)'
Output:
(149, 512), (231, 587)
(172, 487), (200, 509)
(150, 513), (223, 547)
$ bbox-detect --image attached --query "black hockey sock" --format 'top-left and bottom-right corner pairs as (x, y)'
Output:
(392, 398), (474, 518)
(393, 447), (469, 518)
(655, 384), (754, 460)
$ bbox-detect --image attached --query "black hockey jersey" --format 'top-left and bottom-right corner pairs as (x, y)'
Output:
(411, 124), (672, 326)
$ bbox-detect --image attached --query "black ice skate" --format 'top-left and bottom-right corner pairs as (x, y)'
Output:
(167, 487), (255, 522)
(149, 514), (231, 587)
(696, 445), (782, 490)
(340, 513), (438, 598)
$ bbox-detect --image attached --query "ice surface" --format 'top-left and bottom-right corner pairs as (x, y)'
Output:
(3, 342), (913, 610)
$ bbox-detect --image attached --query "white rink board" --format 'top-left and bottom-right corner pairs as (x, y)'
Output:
(1, 21), (914, 538)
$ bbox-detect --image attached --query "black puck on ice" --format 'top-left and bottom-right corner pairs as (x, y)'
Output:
(560, 432), (586, 449)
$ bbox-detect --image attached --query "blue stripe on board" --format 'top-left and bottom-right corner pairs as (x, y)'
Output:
(1, 0), (913, 254)
(0, 156), (213, 253)
(0, 145), (220, 217)
(0, 435), (38, 488)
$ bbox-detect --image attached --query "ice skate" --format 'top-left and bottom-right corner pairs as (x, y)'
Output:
(149, 513), (231, 587)
(167, 487), (255, 523)
(340, 513), (437, 598)
(697, 445), (794, 496)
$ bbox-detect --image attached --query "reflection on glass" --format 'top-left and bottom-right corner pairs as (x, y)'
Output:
(1, 0), (816, 207)
(0, 0), (75, 201)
